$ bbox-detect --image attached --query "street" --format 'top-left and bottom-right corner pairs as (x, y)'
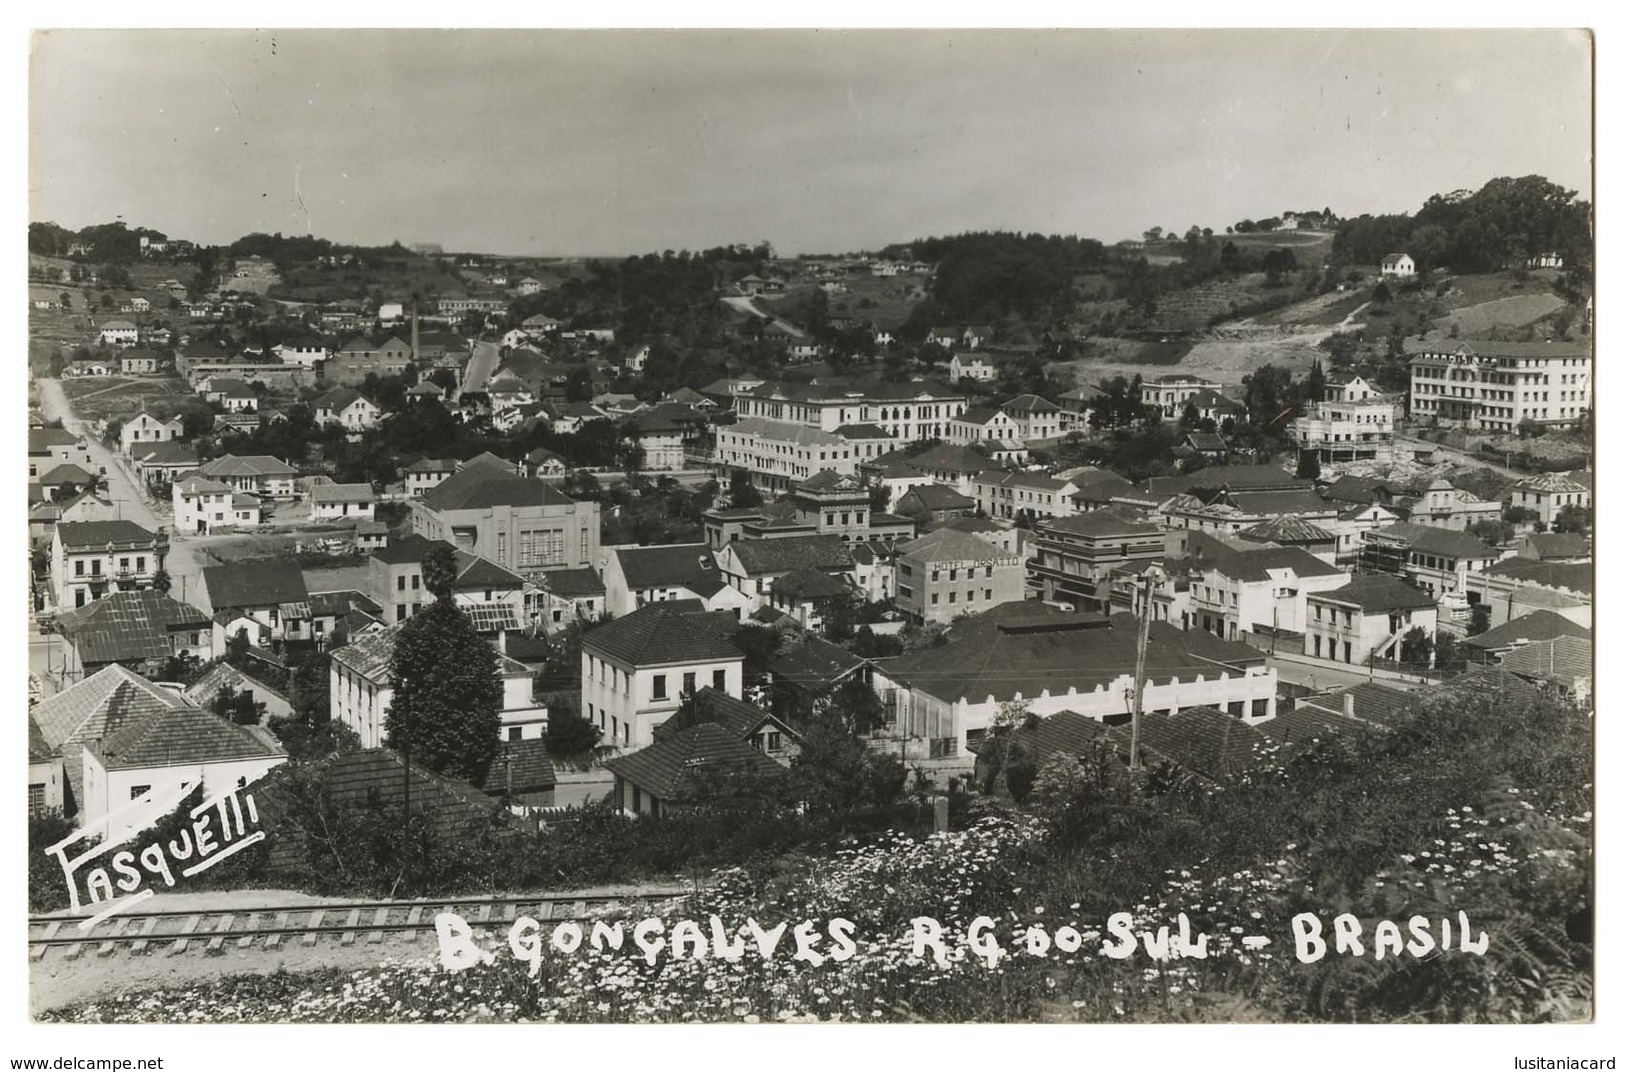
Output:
(1394, 431), (1530, 480)
(462, 338), (502, 396)
(1266, 651), (1426, 693)
(36, 377), (212, 612)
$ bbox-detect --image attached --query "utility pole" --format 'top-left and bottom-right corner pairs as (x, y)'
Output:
(1128, 565), (1162, 772)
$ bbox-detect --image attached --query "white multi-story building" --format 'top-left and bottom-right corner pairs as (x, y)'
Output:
(1288, 378), (1398, 464)
(120, 411), (185, 455)
(732, 379), (966, 441)
(580, 602), (745, 750)
(713, 416), (900, 494)
(50, 520), (169, 610)
(1510, 471), (1591, 527)
(1408, 340), (1591, 433)
(1305, 574), (1437, 666)
(1141, 375), (1225, 419)
(1189, 546), (1350, 644)
(331, 626), (548, 751)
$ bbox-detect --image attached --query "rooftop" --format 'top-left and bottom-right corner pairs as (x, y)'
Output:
(203, 560), (310, 610)
(602, 722), (783, 802)
(1463, 610), (1592, 652)
(54, 520), (164, 550)
(92, 703), (284, 771)
(1311, 574), (1436, 613)
(612, 543), (718, 591)
(54, 590), (212, 666)
(727, 534), (852, 575)
(582, 602), (743, 667)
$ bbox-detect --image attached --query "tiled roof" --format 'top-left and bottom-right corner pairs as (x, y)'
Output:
(880, 601), (1266, 705)
(1208, 546), (1346, 583)
(1131, 707), (1275, 782)
(583, 602), (743, 667)
(771, 566), (851, 600)
(1499, 635), (1592, 687)
(1148, 465), (1309, 496)
(404, 457), (458, 473)
(421, 468), (574, 511)
(330, 625), (402, 681)
(1463, 610), (1591, 652)
(31, 664), (195, 752)
(36, 463), (96, 486)
(29, 716), (54, 763)
(311, 483), (376, 504)
(898, 528), (1020, 564)
(975, 710), (1115, 766)
(1040, 513), (1162, 537)
(1483, 559), (1593, 596)
(612, 543), (717, 590)
(1518, 533), (1591, 560)
(198, 454), (298, 479)
(769, 635), (870, 691)
(203, 561), (310, 611)
(184, 661), (291, 710)
(1001, 393), (1061, 414)
(957, 406), (1003, 425)
(92, 703), (285, 770)
(728, 534), (852, 576)
(54, 591), (211, 666)
(139, 441), (200, 466)
(1237, 516), (1336, 544)
(537, 567), (606, 599)
(899, 484), (976, 510)
(1514, 471), (1590, 494)
(907, 444), (1001, 474)
(30, 427), (81, 452)
(476, 739), (558, 796)
(1373, 522), (1496, 559)
(308, 590), (383, 618)
(54, 520), (163, 551)
(653, 687), (781, 744)
(249, 749), (505, 875)
(798, 469), (865, 493)
(1221, 489), (1339, 517)
(603, 723), (783, 803)
(834, 423), (894, 440)
(631, 403), (702, 433)
(454, 552), (526, 589)
(1259, 705), (1375, 748)
(1311, 574), (1435, 613)
(1297, 682), (1418, 728)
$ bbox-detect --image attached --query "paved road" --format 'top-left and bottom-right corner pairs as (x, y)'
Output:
(36, 377), (211, 612)
(462, 339), (502, 396)
(1267, 651), (1426, 693)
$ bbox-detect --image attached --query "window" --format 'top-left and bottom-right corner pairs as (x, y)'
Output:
(411, 574), (420, 590)
(766, 731), (782, 752)
(652, 674), (667, 700)
(396, 605), (407, 622)
(633, 786), (643, 812)
(713, 669), (726, 690)
(397, 575), (406, 592)
(519, 528), (566, 567)
(948, 590), (957, 603)
(75, 561), (84, 577)
(931, 593), (939, 605)
(683, 672), (697, 695)
(28, 784), (44, 812)
(130, 785), (152, 800)
(985, 588), (993, 600)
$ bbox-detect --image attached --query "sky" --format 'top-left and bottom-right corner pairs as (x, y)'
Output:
(29, 28), (1593, 256)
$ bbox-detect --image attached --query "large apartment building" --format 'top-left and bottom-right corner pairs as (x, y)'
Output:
(1028, 513), (1165, 611)
(1408, 339), (1592, 432)
(713, 417), (896, 494)
(410, 464), (600, 580)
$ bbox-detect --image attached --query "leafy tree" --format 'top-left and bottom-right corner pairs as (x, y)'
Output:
(151, 568), (172, 596)
(1468, 604), (1493, 636)
(1554, 504), (1592, 535)
(385, 545), (502, 782)
(1371, 281), (1393, 305)
(1295, 450), (1322, 480)
(211, 684), (267, 726)
(543, 697), (602, 758)
(789, 717), (905, 831)
(1433, 631), (1466, 673)
(1399, 625), (1435, 668)
(227, 626), (251, 663)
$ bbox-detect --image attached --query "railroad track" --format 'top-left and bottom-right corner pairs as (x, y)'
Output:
(29, 889), (690, 963)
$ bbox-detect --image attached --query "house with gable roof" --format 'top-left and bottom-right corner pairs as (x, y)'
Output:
(603, 721), (783, 817)
(54, 589), (215, 680)
(82, 703), (287, 842)
(50, 520), (169, 610)
(314, 387), (381, 431)
(120, 410), (186, 455)
(581, 602), (747, 749)
(410, 462), (600, 579)
(197, 454), (298, 499)
(1305, 574), (1437, 666)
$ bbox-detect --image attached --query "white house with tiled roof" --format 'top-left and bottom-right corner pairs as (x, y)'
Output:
(1380, 253), (1416, 279)
(82, 703), (286, 841)
(98, 319), (139, 347)
(120, 410), (186, 455)
(581, 602), (745, 750)
(197, 454), (298, 498)
(1510, 471), (1591, 527)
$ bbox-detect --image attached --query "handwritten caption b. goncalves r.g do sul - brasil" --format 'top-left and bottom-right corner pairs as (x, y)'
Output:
(435, 909), (1489, 973)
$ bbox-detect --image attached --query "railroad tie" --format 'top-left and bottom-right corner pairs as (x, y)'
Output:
(302, 909), (325, 947)
(128, 917), (157, 955)
(503, 903), (517, 924)
(404, 906), (423, 943)
(206, 914), (234, 953)
(31, 920), (61, 961)
(367, 907), (389, 944)
(475, 904), (493, 926)
(536, 900), (553, 921)
(574, 899), (589, 921)
(238, 913), (260, 949)
(265, 911), (290, 950)
(96, 916), (128, 958)
(170, 914), (202, 955)
(340, 908), (362, 946)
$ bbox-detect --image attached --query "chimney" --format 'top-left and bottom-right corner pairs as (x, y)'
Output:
(1343, 692), (1354, 719)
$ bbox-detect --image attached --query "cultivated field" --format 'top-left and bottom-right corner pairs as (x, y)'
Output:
(57, 375), (192, 422)
(1433, 292), (1567, 337)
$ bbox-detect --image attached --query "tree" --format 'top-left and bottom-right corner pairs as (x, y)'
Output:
(151, 568), (172, 596)
(1372, 281), (1393, 305)
(1468, 604), (1493, 636)
(385, 546), (502, 782)
(822, 675), (886, 735)
(543, 697), (602, 758)
(727, 469), (763, 508)
(1179, 400), (1200, 430)
(1554, 503), (1592, 535)
(1295, 450), (1322, 480)
(982, 699), (1032, 798)
(227, 626), (251, 663)
(1399, 626), (1435, 668)
(1433, 631), (1466, 673)
(211, 684), (267, 726)
(789, 717), (905, 830)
